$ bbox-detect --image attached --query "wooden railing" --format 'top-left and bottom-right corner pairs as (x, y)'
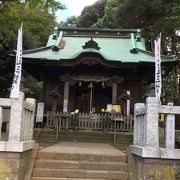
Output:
(46, 111), (134, 131)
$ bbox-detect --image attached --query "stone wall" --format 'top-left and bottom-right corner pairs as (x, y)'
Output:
(128, 148), (180, 180)
(0, 150), (33, 180)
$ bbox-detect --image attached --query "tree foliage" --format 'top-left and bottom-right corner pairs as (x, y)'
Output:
(114, 0), (180, 57)
(0, 0), (64, 97)
(76, 0), (107, 28)
(0, 0), (64, 52)
(77, 0), (180, 102)
(93, 0), (119, 28)
(164, 70), (180, 104)
(24, 74), (43, 101)
(60, 16), (78, 27)
(77, 0), (179, 58)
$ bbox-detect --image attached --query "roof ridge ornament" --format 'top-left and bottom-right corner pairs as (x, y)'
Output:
(130, 48), (138, 54)
(136, 29), (141, 42)
(52, 31), (64, 51)
(82, 37), (100, 50)
(53, 27), (59, 40)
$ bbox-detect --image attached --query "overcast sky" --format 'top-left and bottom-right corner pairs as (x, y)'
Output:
(56, 0), (98, 22)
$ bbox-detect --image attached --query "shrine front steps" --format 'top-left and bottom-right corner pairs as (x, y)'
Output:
(32, 179), (113, 180)
(34, 129), (133, 145)
(31, 142), (128, 180)
(32, 159), (128, 180)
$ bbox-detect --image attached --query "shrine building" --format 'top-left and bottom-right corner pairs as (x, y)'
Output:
(22, 28), (176, 115)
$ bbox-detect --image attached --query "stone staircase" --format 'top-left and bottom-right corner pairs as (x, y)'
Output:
(34, 129), (133, 145)
(31, 142), (128, 180)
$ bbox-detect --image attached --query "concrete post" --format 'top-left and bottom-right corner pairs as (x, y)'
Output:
(8, 92), (24, 142)
(165, 114), (175, 149)
(133, 103), (145, 146)
(26, 98), (36, 140)
(25, 111), (28, 140)
(140, 114), (144, 146)
(145, 97), (159, 147)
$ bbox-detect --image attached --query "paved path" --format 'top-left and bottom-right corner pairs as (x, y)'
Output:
(39, 141), (126, 156)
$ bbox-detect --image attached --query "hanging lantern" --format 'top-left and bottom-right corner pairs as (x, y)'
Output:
(88, 82), (93, 88)
(78, 81), (82, 87)
(102, 82), (105, 88)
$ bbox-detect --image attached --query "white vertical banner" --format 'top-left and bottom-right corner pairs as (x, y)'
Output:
(155, 34), (162, 103)
(10, 24), (23, 99)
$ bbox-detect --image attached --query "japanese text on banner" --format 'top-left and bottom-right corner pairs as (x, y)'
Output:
(155, 34), (162, 103)
(10, 25), (23, 99)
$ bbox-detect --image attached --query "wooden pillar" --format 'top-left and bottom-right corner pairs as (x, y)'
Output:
(112, 83), (117, 104)
(63, 81), (69, 112)
(88, 82), (93, 113)
(52, 96), (57, 111)
(127, 90), (130, 116)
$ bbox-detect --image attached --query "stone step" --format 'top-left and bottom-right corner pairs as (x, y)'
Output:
(32, 168), (128, 180)
(36, 138), (132, 145)
(38, 134), (133, 140)
(37, 152), (127, 162)
(36, 133), (133, 145)
(31, 177), (108, 180)
(38, 129), (133, 136)
(37, 131), (133, 139)
(35, 159), (128, 171)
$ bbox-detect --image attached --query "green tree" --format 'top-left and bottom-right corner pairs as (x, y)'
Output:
(77, 0), (107, 28)
(115, 0), (180, 56)
(0, 0), (64, 97)
(90, 0), (180, 58)
(60, 16), (78, 27)
(93, 0), (119, 28)
(24, 74), (43, 101)
(164, 70), (180, 104)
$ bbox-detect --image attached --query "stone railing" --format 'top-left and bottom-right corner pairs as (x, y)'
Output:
(131, 97), (180, 159)
(46, 111), (134, 131)
(0, 92), (36, 152)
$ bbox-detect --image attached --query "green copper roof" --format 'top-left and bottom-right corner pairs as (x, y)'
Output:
(22, 28), (175, 63)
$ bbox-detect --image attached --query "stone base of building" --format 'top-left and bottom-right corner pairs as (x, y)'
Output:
(128, 147), (180, 180)
(0, 146), (35, 180)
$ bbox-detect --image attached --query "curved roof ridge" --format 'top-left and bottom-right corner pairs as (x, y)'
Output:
(137, 48), (176, 60)
(23, 46), (52, 54)
(69, 48), (109, 60)
(58, 27), (142, 33)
